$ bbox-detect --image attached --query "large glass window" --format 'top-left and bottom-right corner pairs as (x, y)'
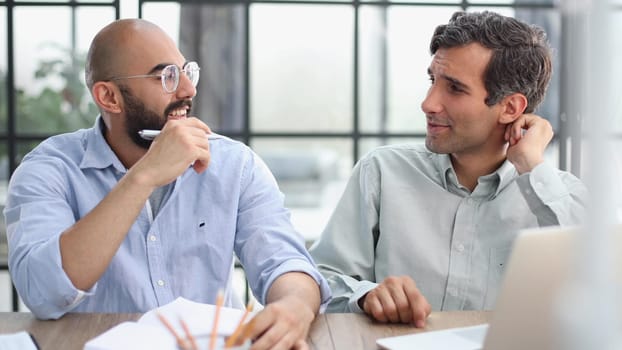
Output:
(614, 11), (622, 135)
(0, 7), (7, 134)
(359, 6), (458, 134)
(0, 8), (7, 294)
(142, 2), (180, 41)
(141, 1), (567, 246)
(1, 0), (118, 312)
(14, 6), (111, 134)
(250, 4), (354, 133)
(251, 138), (352, 242)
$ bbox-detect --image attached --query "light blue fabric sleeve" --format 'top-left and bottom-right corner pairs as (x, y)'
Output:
(4, 158), (94, 319)
(233, 150), (331, 311)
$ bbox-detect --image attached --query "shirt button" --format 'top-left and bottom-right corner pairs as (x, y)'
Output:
(447, 288), (458, 297)
(455, 243), (465, 252)
(149, 235), (157, 242)
(157, 280), (165, 287)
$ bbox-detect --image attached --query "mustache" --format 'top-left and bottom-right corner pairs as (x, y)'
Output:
(426, 115), (450, 126)
(165, 99), (193, 116)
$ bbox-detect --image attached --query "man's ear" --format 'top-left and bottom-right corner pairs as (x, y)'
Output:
(91, 81), (123, 114)
(498, 93), (528, 124)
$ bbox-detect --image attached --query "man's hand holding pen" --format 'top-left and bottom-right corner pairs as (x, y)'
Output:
(130, 117), (213, 188)
(229, 272), (321, 350)
(236, 296), (315, 350)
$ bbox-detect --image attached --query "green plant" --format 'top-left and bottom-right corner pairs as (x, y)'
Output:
(2, 43), (98, 134)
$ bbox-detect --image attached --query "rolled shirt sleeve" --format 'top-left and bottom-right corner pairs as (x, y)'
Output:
(234, 151), (331, 311)
(518, 162), (587, 225)
(5, 162), (96, 319)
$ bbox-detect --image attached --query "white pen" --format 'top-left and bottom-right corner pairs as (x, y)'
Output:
(138, 129), (224, 141)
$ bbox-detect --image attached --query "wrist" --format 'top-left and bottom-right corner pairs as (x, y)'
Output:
(357, 292), (369, 311)
(514, 157), (543, 174)
(122, 168), (157, 195)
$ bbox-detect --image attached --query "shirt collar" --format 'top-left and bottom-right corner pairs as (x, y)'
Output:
(436, 153), (455, 190)
(435, 152), (518, 198)
(79, 116), (128, 173)
(494, 159), (518, 196)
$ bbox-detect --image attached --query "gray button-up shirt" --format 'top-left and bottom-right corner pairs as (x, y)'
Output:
(310, 144), (586, 313)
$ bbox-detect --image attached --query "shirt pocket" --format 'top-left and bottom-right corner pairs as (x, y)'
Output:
(484, 246), (512, 308)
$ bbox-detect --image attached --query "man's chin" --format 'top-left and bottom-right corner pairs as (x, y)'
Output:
(133, 137), (152, 150)
(128, 130), (154, 149)
(425, 139), (448, 154)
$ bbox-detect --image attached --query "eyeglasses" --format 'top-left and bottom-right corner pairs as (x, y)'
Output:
(107, 61), (200, 93)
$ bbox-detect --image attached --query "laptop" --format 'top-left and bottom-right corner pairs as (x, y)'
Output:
(377, 225), (622, 350)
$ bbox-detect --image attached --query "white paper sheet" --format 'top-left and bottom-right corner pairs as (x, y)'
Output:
(84, 297), (250, 350)
(376, 324), (488, 350)
(0, 331), (39, 350)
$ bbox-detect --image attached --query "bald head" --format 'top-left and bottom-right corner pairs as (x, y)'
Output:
(85, 19), (171, 90)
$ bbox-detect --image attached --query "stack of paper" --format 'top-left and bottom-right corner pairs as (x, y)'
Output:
(84, 297), (249, 350)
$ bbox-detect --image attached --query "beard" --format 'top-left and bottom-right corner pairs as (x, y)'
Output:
(118, 85), (193, 149)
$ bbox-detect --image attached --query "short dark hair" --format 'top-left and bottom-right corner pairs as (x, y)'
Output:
(430, 11), (552, 113)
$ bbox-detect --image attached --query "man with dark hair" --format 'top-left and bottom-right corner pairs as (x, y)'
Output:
(310, 11), (586, 327)
(5, 18), (330, 349)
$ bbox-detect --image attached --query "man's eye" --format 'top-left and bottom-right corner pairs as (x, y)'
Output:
(428, 76), (435, 84)
(163, 71), (175, 80)
(449, 84), (464, 93)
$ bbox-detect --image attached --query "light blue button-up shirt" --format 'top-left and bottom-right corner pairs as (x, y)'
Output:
(5, 118), (330, 319)
(309, 144), (586, 313)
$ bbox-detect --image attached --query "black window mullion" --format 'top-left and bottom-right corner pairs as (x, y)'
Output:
(3, 0), (120, 313)
(352, 0), (360, 164)
(243, 0), (251, 146)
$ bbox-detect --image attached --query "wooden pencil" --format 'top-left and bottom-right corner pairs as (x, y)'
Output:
(236, 317), (257, 347)
(209, 290), (224, 350)
(156, 312), (190, 350)
(179, 317), (198, 350)
(224, 300), (254, 348)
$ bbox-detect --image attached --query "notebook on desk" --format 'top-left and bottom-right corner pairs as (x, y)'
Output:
(377, 225), (622, 350)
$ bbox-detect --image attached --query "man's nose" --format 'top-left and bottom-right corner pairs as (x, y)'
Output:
(175, 72), (197, 99)
(421, 85), (442, 115)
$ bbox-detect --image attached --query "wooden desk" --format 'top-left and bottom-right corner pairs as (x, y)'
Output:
(0, 311), (490, 350)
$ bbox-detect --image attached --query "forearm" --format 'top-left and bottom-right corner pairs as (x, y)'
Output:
(267, 272), (321, 319)
(59, 169), (155, 290)
(240, 272), (322, 349)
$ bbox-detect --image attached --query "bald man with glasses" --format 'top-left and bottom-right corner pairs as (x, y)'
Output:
(4, 19), (330, 350)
